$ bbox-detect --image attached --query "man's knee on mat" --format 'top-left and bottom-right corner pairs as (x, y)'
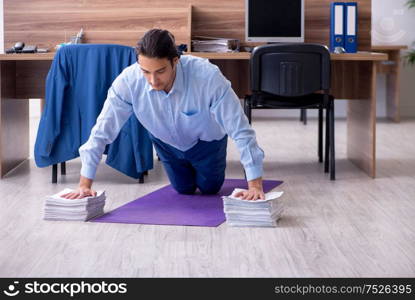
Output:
(174, 186), (197, 195)
(199, 184), (222, 195)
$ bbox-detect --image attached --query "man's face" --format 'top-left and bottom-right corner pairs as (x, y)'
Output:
(138, 55), (178, 92)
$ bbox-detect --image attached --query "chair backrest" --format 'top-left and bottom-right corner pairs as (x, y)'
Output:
(250, 43), (331, 97)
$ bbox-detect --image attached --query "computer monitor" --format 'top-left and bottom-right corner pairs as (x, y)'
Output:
(245, 0), (304, 43)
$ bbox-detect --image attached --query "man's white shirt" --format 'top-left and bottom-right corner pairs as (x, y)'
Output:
(79, 55), (264, 181)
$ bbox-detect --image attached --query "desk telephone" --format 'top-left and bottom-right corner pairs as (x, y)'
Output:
(6, 42), (38, 53)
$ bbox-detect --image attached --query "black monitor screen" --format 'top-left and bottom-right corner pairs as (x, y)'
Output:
(248, 0), (302, 37)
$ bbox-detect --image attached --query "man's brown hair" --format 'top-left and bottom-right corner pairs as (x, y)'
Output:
(136, 29), (179, 64)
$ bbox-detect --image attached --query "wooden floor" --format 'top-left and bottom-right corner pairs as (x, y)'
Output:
(0, 116), (414, 277)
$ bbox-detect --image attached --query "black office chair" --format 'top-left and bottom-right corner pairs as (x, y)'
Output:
(300, 108), (307, 125)
(244, 43), (335, 180)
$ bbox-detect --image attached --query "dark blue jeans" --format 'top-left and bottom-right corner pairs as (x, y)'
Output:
(150, 135), (227, 195)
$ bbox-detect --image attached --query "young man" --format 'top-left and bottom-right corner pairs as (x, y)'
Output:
(63, 29), (265, 201)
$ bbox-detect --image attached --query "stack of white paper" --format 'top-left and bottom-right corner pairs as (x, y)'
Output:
(192, 36), (239, 52)
(222, 188), (284, 227)
(43, 188), (106, 221)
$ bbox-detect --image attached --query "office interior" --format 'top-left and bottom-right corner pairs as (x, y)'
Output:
(0, 0), (414, 278)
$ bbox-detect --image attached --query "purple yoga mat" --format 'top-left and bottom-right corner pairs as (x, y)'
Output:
(90, 179), (283, 227)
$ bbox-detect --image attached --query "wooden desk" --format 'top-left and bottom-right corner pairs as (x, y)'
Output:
(188, 51), (387, 61)
(371, 45), (407, 122)
(0, 51), (387, 178)
(190, 51), (388, 178)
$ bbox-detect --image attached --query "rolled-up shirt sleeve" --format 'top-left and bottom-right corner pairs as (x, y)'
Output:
(208, 69), (265, 181)
(79, 75), (133, 180)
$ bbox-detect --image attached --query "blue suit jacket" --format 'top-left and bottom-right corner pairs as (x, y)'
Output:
(34, 44), (153, 178)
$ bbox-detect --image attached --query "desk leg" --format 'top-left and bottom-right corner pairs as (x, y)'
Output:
(40, 98), (45, 114)
(0, 61), (29, 177)
(347, 61), (377, 178)
(209, 60), (250, 98)
(385, 50), (401, 122)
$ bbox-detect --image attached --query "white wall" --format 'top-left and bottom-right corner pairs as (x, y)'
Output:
(373, 0), (415, 118)
(0, 0), (3, 54)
